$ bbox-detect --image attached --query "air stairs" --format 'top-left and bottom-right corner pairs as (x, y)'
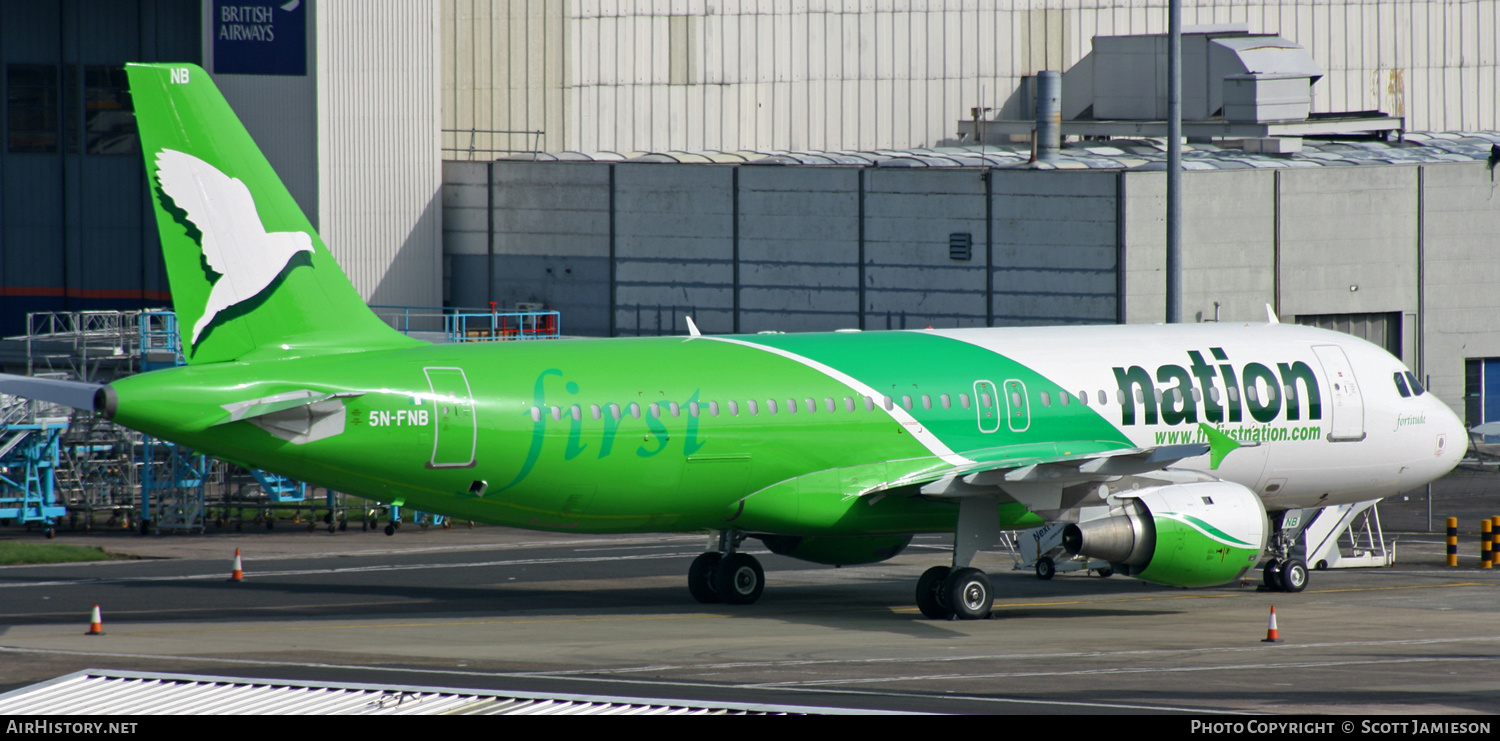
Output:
(1295, 499), (1395, 569)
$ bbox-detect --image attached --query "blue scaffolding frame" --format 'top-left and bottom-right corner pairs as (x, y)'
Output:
(0, 422), (68, 529)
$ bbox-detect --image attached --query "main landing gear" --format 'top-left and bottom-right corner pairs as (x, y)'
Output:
(916, 496), (1001, 620)
(1260, 510), (1310, 593)
(687, 531), (765, 605)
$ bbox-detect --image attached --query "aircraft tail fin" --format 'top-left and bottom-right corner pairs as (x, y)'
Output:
(125, 63), (419, 365)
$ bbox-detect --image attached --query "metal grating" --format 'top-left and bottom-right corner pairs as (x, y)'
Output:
(0, 670), (865, 716)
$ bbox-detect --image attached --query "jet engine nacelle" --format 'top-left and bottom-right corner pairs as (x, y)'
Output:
(1062, 481), (1268, 588)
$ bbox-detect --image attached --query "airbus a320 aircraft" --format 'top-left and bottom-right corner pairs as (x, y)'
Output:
(0, 63), (1466, 620)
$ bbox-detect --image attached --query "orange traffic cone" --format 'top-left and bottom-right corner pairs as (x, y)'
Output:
(228, 548), (244, 582)
(86, 604), (104, 636)
(1261, 605), (1283, 643)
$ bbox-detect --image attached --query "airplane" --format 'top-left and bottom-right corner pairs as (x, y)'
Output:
(0, 63), (1466, 620)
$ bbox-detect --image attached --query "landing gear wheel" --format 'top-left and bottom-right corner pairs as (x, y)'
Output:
(715, 553), (765, 605)
(1035, 557), (1056, 580)
(1279, 559), (1309, 593)
(915, 565), (953, 620)
(687, 552), (722, 604)
(384, 524), (395, 536)
(944, 567), (993, 620)
(1262, 559), (1283, 591)
(1096, 567), (1113, 578)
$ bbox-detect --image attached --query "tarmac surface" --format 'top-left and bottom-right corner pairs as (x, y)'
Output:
(1, 468), (1499, 714)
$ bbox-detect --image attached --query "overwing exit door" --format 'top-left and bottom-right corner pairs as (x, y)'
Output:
(425, 367), (477, 468)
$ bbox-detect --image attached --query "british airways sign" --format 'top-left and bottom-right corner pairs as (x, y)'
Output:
(213, 1), (306, 76)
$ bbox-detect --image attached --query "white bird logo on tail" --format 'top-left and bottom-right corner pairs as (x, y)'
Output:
(154, 149), (313, 345)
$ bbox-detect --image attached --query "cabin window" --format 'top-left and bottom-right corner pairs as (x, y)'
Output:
(1245, 386), (1258, 404)
(1077, 391), (1088, 407)
(960, 393), (971, 409)
(1209, 387), (1220, 403)
(609, 403), (621, 420)
(570, 404), (582, 421)
(551, 406), (562, 422)
(1227, 387), (1239, 403)
(767, 399), (778, 414)
(649, 403), (661, 418)
(902, 395), (913, 411)
(629, 402), (641, 419)
(807, 398), (818, 413)
(1168, 389), (1181, 404)
(921, 394), (932, 410)
(940, 393), (951, 409)
(980, 392), (993, 408)
(843, 397), (855, 412)
(1098, 390), (1108, 406)
(1011, 392), (1022, 407)
(883, 396), (894, 411)
(689, 401), (700, 417)
(747, 400), (758, 415)
(1152, 388), (1163, 403)
(1059, 391), (1069, 406)
(784, 398), (797, 414)
(590, 404), (602, 420)
(727, 400), (738, 416)
(709, 401), (720, 416)
(826, 398), (836, 412)
(530, 407), (541, 422)
(669, 401), (680, 417)
(1191, 388), (1201, 402)
(1040, 391), (1051, 407)
(864, 396), (875, 411)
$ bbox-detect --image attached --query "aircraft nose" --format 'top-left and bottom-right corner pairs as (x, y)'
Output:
(1436, 397), (1468, 473)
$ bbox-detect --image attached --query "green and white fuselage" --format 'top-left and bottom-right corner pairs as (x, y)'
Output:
(1, 63), (1465, 617)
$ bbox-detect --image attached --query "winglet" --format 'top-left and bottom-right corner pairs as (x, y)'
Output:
(685, 316), (702, 337)
(1197, 423), (1242, 470)
(1265, 304), (1280, 324)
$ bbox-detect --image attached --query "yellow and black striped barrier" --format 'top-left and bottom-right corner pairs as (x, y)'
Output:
(1447, 517), (1459, 567)
(1483, 518), (1494, 569)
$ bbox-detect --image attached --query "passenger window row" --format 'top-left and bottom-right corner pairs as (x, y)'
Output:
(525, 385), (1142, 423)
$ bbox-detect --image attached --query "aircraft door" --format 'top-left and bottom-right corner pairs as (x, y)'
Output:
(1311, 345), (1366, 442)
(425, 367), (477, 468)
(974, 380), (1000, 433)
(1003, 379), (1031, 433)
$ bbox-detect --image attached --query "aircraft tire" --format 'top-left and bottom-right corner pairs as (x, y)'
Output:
(1262, 560), (1283, 591)
(383, 524), (395, 536)
(1035, 557), (1056, 580)
(915, 565), (953, 620)
(687, 552), (722, 604)
(944, 567), (993, 620)
(716, 553), (765, 605)
(1279, 559), (1309, 593)
(714, 552), (762, 606)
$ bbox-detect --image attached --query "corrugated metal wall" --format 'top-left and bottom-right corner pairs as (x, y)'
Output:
(0, 0), (198, 336)
(444, 0), (1499, 153)
(317, 0), (442, 307)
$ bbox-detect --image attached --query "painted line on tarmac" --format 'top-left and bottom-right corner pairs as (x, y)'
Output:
(746, 654), (1500, 689)
(519, 634), (1500, 678)
(0, 551), (703, 589)
(0, 645), (1235, 715)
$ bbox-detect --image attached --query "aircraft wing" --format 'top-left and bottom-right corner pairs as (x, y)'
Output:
(909, 442), (1211, 498)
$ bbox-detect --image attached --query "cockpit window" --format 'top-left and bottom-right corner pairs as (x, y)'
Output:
(1393, 372), (1411, 398)
(1405, 371), (1426, 396)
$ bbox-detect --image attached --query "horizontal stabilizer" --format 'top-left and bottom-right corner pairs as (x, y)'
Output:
(217, 389), (364, 425)
(0, 374), (105, 413)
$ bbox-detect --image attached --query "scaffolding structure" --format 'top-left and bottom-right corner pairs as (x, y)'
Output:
(3, 309), (376, 536)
